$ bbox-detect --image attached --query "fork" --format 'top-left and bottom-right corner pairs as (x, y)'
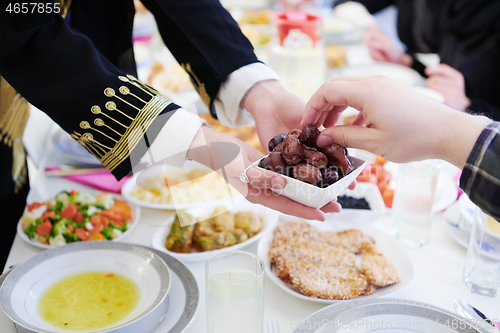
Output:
(266, 319), (282, 333)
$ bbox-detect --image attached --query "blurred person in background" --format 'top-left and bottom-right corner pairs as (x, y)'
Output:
(0, 0), (339, 268)
(335, 0), (500, 119)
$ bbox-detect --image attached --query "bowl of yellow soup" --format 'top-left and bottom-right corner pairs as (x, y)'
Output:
(0, 242), (171, 333)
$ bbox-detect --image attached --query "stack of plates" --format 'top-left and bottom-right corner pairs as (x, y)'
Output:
(0, 242), (199, 333)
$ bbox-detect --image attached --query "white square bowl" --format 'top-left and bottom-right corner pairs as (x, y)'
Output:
(253, 155), (366, 208)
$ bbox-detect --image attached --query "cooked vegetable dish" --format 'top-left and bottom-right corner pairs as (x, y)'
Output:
(165, 207), (263, 253)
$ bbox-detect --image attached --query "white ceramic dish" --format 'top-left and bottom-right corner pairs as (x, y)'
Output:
(336, 182), (386, 219)
(258, 221), (415, 304)
(330, 63), (426, 87)
(253, 156), (366, 209)
(17, 193), (140, 250)
(0, 242), (170, 333)
(121, 161), (241, 210)
(152, 199), (279, 263)
(52, 128), (101, 165)
(292, 298), (492, 333)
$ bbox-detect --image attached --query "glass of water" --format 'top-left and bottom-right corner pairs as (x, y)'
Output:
(462, 207), (500, 297)
(391, 160), (441, 248)
(206, 251), (265, 333)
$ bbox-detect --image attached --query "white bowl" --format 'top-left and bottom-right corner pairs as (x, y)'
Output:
(253, 156), (366, 209)
(152, 199), (279, 262)
(17, 193), (141, 250)
(0, 242), (170, 333)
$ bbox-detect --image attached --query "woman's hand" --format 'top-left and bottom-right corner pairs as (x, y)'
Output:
(426, 64), (470, 111)
(363, 26), (412, 66)
(187, 125), (342, 221)
(301, 76), (491, 169)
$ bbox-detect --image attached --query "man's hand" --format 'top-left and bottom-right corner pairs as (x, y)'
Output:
(426, 64), (471, 112)
(243, 80), (306, 152)
(363, 26), (412, 66)
(301, 76), (491, 169)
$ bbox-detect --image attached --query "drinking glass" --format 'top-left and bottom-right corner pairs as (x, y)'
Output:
(206, 251), (265, 333)
(462, 207), (500, 297)
(391, 160), (441, 248)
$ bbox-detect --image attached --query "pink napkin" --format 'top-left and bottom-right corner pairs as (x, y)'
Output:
(65, 173), (129, 193)
(46, 167), (129, 193)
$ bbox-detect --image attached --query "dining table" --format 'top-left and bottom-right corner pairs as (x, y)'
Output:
(1, 120), (499, 333)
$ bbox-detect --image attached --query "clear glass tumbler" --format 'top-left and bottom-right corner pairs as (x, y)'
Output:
(206, 251), (265, 333)
(391, 160), (441, 248)
(462, 207), (500, 297)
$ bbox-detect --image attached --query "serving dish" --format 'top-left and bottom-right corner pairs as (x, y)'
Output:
(0, 242), (170, 333)
(291, 298), (493, 333)
(330, 63), (426, 87)
(253, 156), (366, 209)
(52, 129), (101, 165)
(258, 221), (415, 304)
(152, 200), (279, 262)
(121, 161), (241, 210)
(17, 192), (140, 250)
(335, 182), (386, 221)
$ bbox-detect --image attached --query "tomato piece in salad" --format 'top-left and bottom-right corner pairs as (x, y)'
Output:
(61, 204), (77, 220)
(36, 221), (52, 237)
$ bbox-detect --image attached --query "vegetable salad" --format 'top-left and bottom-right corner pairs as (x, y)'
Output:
(22, 190), (132, 247)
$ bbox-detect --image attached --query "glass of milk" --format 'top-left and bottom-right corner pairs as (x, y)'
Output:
(206, 251), (265, 333)
(391, 160), (441, 248)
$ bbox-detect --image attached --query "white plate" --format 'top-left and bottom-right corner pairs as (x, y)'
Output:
(1, 242), (170, 333)
(330, 63), (426, 87)
(121, 162), (241, 210)
(17, 193), (140, 250)
(152, 199), (279, 262)
(258, 221), (415, 304)
(292, 298), (493, 333)
(444, 201), (470, 249)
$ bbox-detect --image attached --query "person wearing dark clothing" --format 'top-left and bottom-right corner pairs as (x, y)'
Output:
(336, 0), (500, 120)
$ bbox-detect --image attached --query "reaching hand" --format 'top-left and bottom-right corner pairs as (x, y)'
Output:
(301, 76), (491, 169)
(187, 125), (342, 221)
(243, 80), (306, 152)
(426, 64), (471, 111)
(363, 26), (412, 66)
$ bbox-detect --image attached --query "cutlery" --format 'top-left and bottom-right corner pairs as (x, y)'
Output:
(454, 299), (497, 330)
(266, 319), (282, 333)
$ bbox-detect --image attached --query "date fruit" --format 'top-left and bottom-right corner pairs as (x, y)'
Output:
(293, 164), (322, 185)
(288, 129), (304, 143)
(322, 144), (353, 176)
(320, 167), (340, 188)
(281, 135), (304, 165)
(273, 142), (284, 153)
(303, 148), (328, 169)
(266, 152), (288, 175)
(269, 133), (287, 152)
(302, 124), (321, 147)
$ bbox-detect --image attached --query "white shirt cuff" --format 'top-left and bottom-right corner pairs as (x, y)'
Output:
(213, 62), (279, 128)
(334, 2), (377, 28)
(142, 108), (203, 168)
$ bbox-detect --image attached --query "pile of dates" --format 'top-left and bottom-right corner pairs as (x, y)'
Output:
(258, 125), (353, 188)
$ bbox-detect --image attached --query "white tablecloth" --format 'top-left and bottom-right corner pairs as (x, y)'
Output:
(2, 131), (499, 332)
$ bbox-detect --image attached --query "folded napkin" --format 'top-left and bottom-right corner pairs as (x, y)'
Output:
(45, 167), (129, 193)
